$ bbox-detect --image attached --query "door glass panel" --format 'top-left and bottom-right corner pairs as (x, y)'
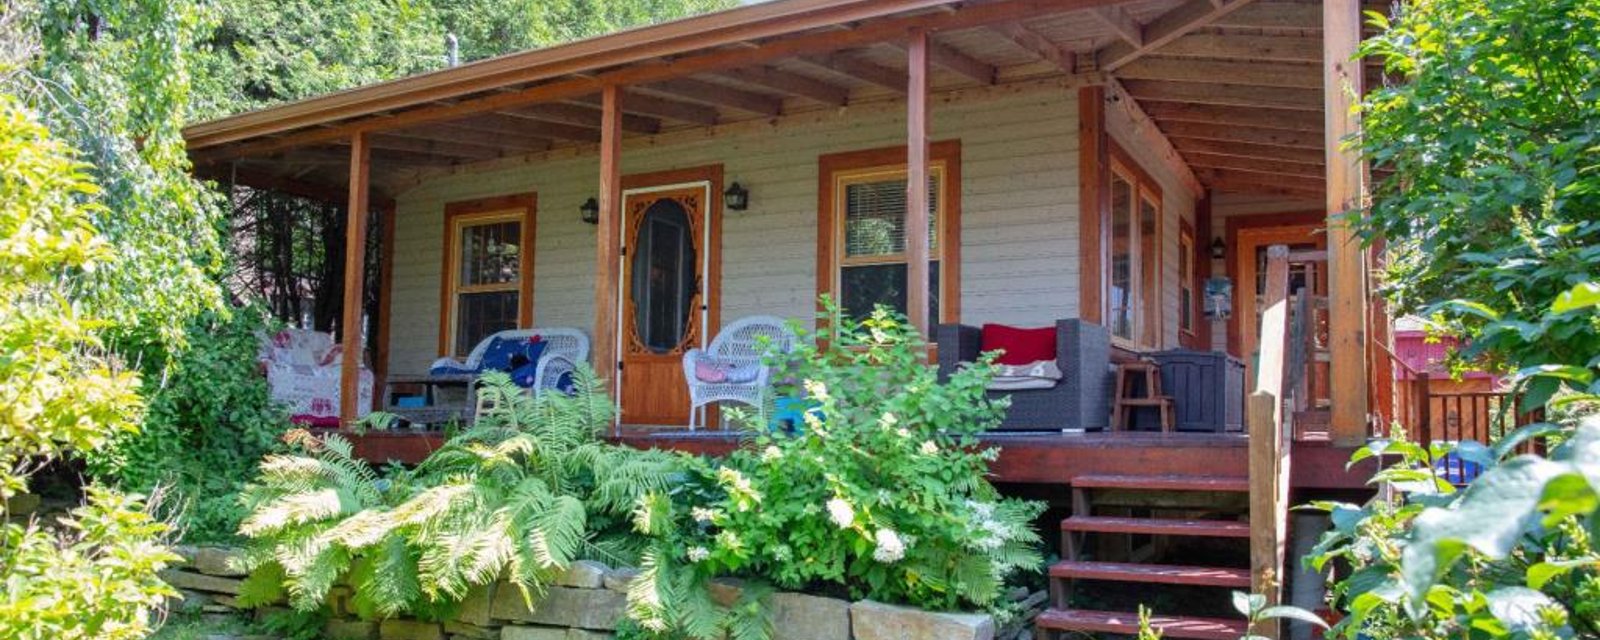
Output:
(630, 199), (697, 354)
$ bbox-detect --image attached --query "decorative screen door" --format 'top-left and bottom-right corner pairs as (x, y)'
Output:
(617, 184), (716, 426)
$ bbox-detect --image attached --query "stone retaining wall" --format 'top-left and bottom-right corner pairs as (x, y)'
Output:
(163, 546), (1016, 640)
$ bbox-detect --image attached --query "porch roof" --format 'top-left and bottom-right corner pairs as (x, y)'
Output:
(185, 0), (1347, 202)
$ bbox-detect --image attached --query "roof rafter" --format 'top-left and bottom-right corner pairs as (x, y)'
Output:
(991, 22), (1076, 73)
(1094, 0), (1260, 72)
(570, 91), (721, 126)
(1089, 5), (1143, 47)
(639, 78), (785, 116)
(797, 52), (906, 91)
(511, 102), (662, 134)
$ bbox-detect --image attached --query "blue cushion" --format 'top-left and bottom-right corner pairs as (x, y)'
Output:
(509, 362), (539, 388)
(479, 337), (524, 372)
(429, 362), (476, 375)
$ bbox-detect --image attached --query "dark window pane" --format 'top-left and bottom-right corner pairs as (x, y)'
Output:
(630, 199), (697, 353)
(1108, 174), (1135, 340)
(459, 221), (521, 286)
(456, 291), (519, 355)
(840, 261), (940, 323)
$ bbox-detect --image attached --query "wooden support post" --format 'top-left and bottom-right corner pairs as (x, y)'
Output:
(1325, 0), (1369, 444)
(905, 29), (931, 341)
(593, 86), (624, 392)
(1077, 84), (1106, 325)
(339, 132), (371, 427)
(1248, 244), (1292, 639)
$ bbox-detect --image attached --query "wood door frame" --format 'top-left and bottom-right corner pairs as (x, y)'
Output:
(1224, 210), (1325, 358)
(616, 164), (723, 426)
(437, 192), (537, 357)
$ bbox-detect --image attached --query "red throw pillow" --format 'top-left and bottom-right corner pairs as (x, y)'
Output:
(980, 324), (1056, 366)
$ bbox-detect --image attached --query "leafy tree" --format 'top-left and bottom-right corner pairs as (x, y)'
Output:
(0, 0), (226, 636)
(1355, 0), (1600, 396)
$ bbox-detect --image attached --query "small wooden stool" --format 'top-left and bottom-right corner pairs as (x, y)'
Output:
(1111, 361), (1175, 431)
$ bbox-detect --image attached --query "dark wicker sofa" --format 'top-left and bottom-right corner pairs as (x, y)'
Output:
(935, 319), (1113, 432)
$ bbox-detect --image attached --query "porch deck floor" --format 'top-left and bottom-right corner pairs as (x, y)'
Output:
(328, 426), (1371, 489)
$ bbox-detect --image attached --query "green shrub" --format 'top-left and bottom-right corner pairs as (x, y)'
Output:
(628, 305), (1044, 638)
(1308, 415), (1600, 638)
(84, 306), (293, 542)
(234, 369), (682, 618)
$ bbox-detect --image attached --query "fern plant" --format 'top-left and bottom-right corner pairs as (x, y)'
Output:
(626, 302), (1045, 639)
(235, 368), (682, 618)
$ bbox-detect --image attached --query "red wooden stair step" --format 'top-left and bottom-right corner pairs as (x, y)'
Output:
(1061, 515), (1251, 538)
(1049, 560), (1252, 588)
(1071, 473), (1250, 493)
(1037, 608), (1248, 640)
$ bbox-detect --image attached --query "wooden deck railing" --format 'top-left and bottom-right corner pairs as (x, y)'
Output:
(1249, 245), (1296, 637)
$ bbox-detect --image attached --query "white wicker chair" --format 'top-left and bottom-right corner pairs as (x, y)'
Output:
(430, 327), (590, 394)
(682, 315), (797, 430)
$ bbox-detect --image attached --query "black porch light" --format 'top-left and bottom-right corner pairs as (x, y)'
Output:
(580, 197), (600, 225)
(723, 182), (750, 211)
(1210, 236), (1227, 260)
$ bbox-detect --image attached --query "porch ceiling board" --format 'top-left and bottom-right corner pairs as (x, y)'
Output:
(1168, 137), (1325, 165)
(1139, 101), (1322, 132)
(506, 102), (663, 134)
(1092, 0), (1262, 72)
(1156, 121), (1322, 149)
(635, 78), (786, 116)
(1116, 57), (1321, 89)
(479, 111), (606, 143)
(395, 122), (556, 153)
(1181, 152), (1323, 179)
(1196, 167), (1325, 196)
(1153, 33), (1322, 63)
(795, 51), (907, 92)
(713, 66), (852, 106)
(992, 22), (1077, 73)
(373, 130), (521, 159)
(1119, 79), (1322, 110)
(569, 91), (721, 126)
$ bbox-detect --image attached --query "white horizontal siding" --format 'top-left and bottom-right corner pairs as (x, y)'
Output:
(386, 87), (1081, 375)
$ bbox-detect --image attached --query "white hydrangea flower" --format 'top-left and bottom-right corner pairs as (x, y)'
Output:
(826, 497), (855, 528)
(896, 428), (911, 438)
(804, 379), (830, 401)
(761, 445), (782, 462)
(919, 440), (938, 455)
(687, 546), (710, 562)
(878, 412), (898, 428)
(872, 528), (906, 563)
(691, 507), (719, 523)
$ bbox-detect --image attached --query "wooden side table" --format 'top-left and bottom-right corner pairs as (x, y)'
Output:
(384, 373), (476, 428)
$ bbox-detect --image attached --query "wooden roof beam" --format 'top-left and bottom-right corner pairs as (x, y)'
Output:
(992, 22), (1076, 73)
(1119, 79), (1321, 110)
(1089, 6), (1143, 48)
(509, 103), (662, 134)
(570, 91), (720, 126)
(1198, 168), (1324, 197)
(716, 66), (850, 106)
(797, 52), (906, 92)
(1095, 0), (1260, 72)
(639, 78), (784, 116)
(432, 120), (557, 151)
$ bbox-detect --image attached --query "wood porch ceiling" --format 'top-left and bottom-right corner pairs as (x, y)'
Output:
(187, 0), (1385, 202)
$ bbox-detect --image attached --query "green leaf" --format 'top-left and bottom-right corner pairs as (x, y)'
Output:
(1256, 605), (1330, 629)
(1484, 587), (1558, 633)
(1526, 558), (1596, 590)
(1424, 299), (1502, 322)
(1552, 282), (1600, 313)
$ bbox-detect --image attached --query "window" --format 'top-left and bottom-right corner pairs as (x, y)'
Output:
(1179, 224), (1195, 336)
(819, 142), (961, 323)
(440, 195), (535, 356)
(1104, 146), (1162, 347)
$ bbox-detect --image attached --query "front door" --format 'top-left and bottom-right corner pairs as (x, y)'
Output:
(618, 184), (717, 426)
(1233, 223), (1328, 406)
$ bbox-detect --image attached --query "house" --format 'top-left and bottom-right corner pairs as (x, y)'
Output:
(185, 0), (1504, 636)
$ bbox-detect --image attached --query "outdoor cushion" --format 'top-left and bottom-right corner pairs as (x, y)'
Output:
(693, 358), (762, 384)
(981, 323), (1057, 365)
(987, 359), (1063, 392)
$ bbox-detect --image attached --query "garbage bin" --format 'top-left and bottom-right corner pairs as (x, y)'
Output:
(1150, 349), (1246, 432)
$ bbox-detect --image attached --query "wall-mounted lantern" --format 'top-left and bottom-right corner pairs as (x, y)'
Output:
(723, 182), (750, 211)
(580, 197), (600, 225)
(1210, 237), (1227, 260)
